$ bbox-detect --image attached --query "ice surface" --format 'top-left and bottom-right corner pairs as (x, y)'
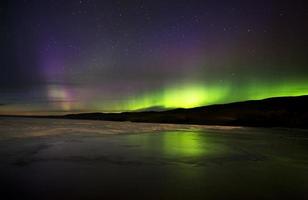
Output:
(0, 117), (308, 200)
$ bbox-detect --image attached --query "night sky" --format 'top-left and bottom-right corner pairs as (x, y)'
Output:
(0, 0), (308, 114)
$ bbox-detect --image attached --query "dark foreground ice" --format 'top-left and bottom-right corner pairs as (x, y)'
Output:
(0, 117), (308, 200)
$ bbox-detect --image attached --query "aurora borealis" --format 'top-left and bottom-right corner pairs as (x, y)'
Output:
(1, 0), (308, 114)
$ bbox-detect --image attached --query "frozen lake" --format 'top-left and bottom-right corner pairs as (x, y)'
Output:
(0, 117), (308, 199)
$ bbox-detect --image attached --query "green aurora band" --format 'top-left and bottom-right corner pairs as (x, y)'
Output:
(112, 79), (308, 111)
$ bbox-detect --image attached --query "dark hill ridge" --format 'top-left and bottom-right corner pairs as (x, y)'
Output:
(64, 95), (308, 128)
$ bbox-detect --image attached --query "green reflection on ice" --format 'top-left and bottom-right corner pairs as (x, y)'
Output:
(162, 132), (205, 157)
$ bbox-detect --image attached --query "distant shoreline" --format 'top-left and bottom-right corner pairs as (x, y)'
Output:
(1, 95), (308, 129)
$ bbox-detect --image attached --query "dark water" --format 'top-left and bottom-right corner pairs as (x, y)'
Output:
(0, 117), (308, 200)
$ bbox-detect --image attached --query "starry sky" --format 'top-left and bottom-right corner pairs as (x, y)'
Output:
(0, 0), (308, 115)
